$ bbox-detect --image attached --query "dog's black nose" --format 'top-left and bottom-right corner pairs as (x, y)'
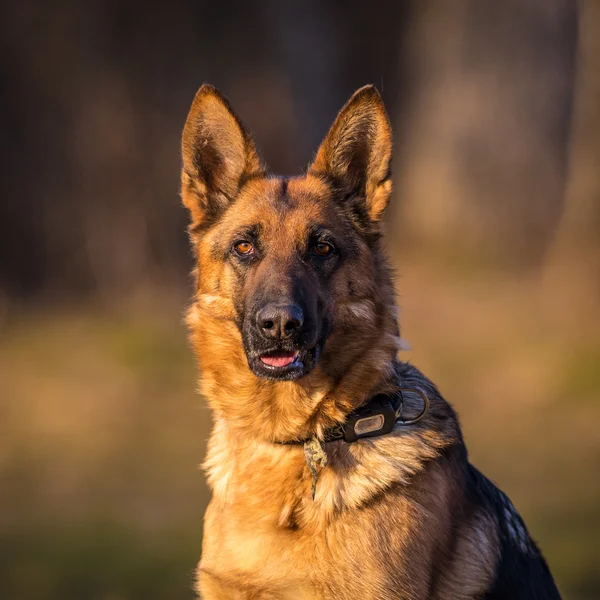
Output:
(257, 304), (304, 340)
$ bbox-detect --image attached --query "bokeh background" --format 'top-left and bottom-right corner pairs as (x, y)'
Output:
(1, 1), (599, 598)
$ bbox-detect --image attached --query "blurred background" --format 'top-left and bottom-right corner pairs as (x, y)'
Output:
(1, 0), (598, 598)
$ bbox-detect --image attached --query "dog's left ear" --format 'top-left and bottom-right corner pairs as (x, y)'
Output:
(308, 85), (392, 223)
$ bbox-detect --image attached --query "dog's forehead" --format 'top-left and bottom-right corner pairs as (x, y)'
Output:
(221, 175), (338, 238)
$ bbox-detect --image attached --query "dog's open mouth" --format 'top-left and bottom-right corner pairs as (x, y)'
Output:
(245, 345), (321, 380)
(260, 350), (300, 368)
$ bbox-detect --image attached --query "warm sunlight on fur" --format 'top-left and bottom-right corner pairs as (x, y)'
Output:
(180, 85), (562, 599)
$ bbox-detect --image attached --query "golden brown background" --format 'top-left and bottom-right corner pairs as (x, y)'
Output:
(1, 1), (598, 599)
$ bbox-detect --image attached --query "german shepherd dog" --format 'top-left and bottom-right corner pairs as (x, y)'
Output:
(180, 84), (561, 599)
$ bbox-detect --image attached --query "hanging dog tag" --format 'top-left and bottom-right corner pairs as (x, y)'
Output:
(304, 438), (328, 500)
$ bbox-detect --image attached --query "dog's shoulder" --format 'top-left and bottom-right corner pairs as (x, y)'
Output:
(466, 466), (562, 599)
(390, 364), (562, 598)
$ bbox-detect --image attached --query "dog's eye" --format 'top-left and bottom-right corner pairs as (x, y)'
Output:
(233, 241), (254, 256)
(312, 242), (334, 257)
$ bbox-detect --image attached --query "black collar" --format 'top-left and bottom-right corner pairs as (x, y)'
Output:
(280, 387), (429, 445)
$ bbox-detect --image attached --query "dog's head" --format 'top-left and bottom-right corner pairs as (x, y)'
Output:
(181, 85), (396, 387)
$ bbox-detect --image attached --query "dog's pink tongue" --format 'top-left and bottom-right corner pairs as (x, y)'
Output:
(260, 351), (298, 367)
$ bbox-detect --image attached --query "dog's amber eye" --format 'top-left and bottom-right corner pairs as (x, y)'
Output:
(234, 241), (254, 256)
(313, 242), (333, 256)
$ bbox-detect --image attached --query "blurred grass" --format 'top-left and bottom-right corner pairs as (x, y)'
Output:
(1, 263), (599, 599)
(0, 523), (201, 600)
(0, 305), (210, 600)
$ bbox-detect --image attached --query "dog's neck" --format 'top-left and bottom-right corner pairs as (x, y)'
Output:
(201, 361), (461, 530)
(190, 317), (461, 524)
(187, 296), (461, 525)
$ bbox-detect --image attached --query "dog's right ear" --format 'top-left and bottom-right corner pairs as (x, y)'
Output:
(181, 85), (264, 230)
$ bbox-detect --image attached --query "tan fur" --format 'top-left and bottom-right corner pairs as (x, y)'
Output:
(180, 85), (501, 599)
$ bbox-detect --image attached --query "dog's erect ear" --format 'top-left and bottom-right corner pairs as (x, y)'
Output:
(308, 85), (392, 222)
(181, 84), (264, 229)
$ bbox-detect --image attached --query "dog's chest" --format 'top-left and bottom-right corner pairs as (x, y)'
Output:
(198, 497), (421, 600)
(199, 501), (317, 598)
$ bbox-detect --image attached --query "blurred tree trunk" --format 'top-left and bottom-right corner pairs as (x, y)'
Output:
(395, 0), (578, 268)
(262, 0), (412, 172)
(543, 0), (600, 310)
